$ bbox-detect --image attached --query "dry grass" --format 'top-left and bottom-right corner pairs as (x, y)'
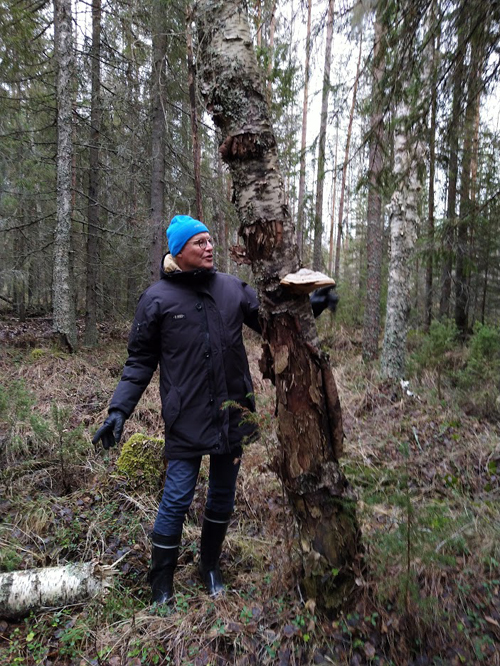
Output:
(1, 317), (499, 664)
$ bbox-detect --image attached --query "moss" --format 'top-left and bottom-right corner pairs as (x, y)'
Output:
(30, 348), (47, 360)
(116, 434), (165, 491)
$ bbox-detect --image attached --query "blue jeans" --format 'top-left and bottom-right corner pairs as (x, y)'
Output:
(153, 451), (242, 537)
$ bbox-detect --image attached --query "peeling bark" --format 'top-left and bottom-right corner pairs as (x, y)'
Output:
(196, 0), (362, 613)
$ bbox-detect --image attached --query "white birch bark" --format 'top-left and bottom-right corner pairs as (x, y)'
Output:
(296, 0), (312, 257)
(0, 562), (115, 619)
(52, 0), (77, 351)
(381, 104), (423, 379)
(312, 0), (335, 270)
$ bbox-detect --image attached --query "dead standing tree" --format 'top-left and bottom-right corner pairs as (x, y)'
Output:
(196, 0), (362, 613)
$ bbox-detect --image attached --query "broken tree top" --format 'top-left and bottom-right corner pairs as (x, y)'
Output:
(280, 268), (336, 294)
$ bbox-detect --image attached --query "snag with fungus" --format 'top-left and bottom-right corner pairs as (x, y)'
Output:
(196, 0), (363, 613)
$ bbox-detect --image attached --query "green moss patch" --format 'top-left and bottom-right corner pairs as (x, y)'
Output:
(116, 433), (165, 491)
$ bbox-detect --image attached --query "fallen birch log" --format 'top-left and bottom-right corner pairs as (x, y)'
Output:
(0, 561), (116, 619)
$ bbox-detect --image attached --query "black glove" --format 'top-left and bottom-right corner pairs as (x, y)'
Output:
(92, 410), (126, 450)
(310, 286), (339, 318)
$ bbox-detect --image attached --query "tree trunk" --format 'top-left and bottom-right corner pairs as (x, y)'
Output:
(424, 14), (439, 332)
(186, 7), (204, 221)
(362, 16), (385, 361)
(455, 12), (486, 338)
(213, 135), (228, 273)
(13, 225), (26, 322)
(266, 2), (276, 102)
(439, 17), (466, 319)
(328, 122), (339, 275)
(196, 0), (362, 614)
(296, 0), (312, 258)
(0, 562), (115, 619)
(52, 0), (77, 351)
(334, 36), (362, 279)
(312, 0), (335, 270)
(84, 0), (102, 348)
(381, 106), (423, 380)
(149, 1), (167, 282)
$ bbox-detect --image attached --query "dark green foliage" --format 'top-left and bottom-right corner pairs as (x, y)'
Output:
(455, 323), (500, 419)
(408, 319), (458, 398)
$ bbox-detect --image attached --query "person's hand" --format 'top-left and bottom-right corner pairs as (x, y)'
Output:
(92, 410), (126, 450)
(310, 286), (339, 318)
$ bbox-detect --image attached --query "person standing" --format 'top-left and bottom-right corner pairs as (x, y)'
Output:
(92, 214), (338, 604)
(93, 214), (261, 603)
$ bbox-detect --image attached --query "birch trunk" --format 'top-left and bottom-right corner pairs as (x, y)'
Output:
(0, 562), (115, 619)
(312, 0), (335, 270)
(334, 36), (362, 279)
(328, 123), (339, 275)
(52, 0), (77, 351)
(196, 0), (362, 613)
(381, 106), (423, 379)
(296, 0), (312, 258)
(187, 8), (204, 221)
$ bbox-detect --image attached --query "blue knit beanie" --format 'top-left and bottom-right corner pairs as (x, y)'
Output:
(166, 215), (210, 256)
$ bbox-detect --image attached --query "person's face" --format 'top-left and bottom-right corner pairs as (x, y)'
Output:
(175, 232), (214, 271)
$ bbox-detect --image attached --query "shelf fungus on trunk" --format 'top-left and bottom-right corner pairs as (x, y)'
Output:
(280, 268), (336, 294)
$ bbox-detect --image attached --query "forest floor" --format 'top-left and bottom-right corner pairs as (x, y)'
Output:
(0, 314), (499, 666)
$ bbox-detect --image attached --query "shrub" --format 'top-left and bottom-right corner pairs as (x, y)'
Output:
(456, 323), (500, 420)
(408, 319), (459, 399)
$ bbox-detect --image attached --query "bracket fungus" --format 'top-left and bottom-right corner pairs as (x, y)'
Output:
(280, 268), (336, 294)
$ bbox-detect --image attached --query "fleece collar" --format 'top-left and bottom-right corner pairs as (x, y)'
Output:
(160, 253), (216, 283)
(162, 254), (181, 273)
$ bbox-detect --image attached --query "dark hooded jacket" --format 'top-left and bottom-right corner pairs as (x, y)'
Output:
(109, 255), (261, 459)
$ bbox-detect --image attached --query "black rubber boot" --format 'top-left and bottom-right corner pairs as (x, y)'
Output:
(199, 510), (231, 597)
(149, 533), (181, 604)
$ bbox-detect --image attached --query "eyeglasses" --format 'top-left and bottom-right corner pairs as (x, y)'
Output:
(190, 237), (214, 249)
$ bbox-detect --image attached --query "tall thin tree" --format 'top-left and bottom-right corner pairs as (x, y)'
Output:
(455, 6), (488, 337)
(149, 0), (167, 282)
(186, 6), (204, 221)
(84, 0), (102, 347)
(328, 121), (339, 275)
(312, 0), (335, 269)
(362, 13), (385, 361)
(296, 0), (312, 257)
(334, 36), (362, 279)
(52, 0), (77, 351)
(439, 10), (466, 319)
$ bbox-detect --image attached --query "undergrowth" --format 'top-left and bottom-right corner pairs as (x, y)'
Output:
(0, 315), (499, 665)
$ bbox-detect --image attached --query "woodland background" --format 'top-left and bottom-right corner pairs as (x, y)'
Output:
(1, 0), (500, 664)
